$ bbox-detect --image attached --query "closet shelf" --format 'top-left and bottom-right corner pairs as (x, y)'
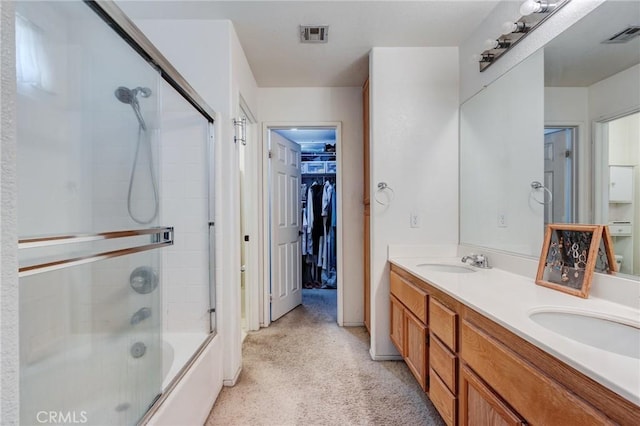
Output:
(301, 160), (336, 174)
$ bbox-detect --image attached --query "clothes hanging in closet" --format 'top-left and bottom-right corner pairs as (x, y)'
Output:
(311, 182), (324, 257)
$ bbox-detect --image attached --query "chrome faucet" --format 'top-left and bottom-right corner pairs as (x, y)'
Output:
(461, 254), (491, 269)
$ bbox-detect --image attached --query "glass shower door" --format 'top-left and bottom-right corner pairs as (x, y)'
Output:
(16, 1), (166, 424)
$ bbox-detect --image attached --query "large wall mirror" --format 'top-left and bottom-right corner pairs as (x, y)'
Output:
(460, 0), (640, 279)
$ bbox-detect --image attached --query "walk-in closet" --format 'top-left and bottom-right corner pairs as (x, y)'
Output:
(274, 129), (338, 290)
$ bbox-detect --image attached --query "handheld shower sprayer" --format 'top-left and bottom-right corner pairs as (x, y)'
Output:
(115, 85), (158, 225)
(114, 86), (152, 130)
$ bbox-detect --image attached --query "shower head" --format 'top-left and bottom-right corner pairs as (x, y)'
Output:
(114, 86), (152, 104)
(115, 86), (152, 130)
(115, 86), (134, 104)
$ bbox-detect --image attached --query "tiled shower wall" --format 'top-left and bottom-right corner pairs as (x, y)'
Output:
(159, 82), (211, 335)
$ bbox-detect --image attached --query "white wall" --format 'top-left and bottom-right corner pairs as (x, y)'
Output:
(369, 47), (459, 358)
(544, 86), (590, 221)
(589, 64), (640, 122)
(459, 0), (605, 103)
(1, 1), (19, 423)
(258, 87), (364, 326)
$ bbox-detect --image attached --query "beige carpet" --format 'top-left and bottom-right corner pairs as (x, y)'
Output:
(206, 289), (444, 426)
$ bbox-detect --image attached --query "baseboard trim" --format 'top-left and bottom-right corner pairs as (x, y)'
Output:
(342, 321), (365, 327)
(223, 365), (242, 387)
(369, 347), (403, 361)
(370, 354), (403, 361)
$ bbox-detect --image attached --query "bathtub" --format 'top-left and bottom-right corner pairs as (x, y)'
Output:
(21, 331), (162, 425)
(161, 332), (209, 390)
(20, 332), (216, 425)
(146, 333), (222, 426)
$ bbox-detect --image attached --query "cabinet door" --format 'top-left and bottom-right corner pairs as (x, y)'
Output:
(390, 295), (404, 355)
(460, 364), (525, 426)
(405, 309), (428, 391)
(609, 166), (633, 202)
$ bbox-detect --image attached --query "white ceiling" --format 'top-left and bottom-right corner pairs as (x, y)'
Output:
(544, 0), (640, 87)
(117, 0), (500, 87)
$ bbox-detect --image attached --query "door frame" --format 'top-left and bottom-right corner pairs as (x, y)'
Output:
(238, 96), (260, 332)
(592, 108), (640, 223)
(543, 124), (579, 224)
(545, 121), (586, 222)
(260, 121), (344, 327)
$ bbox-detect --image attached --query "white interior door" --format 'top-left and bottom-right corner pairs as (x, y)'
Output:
(544, 128), (574, 224)
(270, 131), (302, 321)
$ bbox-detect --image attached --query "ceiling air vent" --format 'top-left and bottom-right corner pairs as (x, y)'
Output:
(602, 26), (640, 44)
(300, 26), (329, 43)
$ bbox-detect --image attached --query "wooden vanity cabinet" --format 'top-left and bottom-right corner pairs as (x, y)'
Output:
(389, 263), (640, 426)
(460, 320), (611, 426)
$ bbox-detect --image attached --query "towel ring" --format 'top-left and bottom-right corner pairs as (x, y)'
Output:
(375, 182), (395, 206)
(530, 181), (552, 205)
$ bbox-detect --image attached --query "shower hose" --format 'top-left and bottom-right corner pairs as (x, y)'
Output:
(127, 124), (159, 224)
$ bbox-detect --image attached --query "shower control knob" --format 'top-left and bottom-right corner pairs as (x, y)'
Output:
(130, 342), (147, 359)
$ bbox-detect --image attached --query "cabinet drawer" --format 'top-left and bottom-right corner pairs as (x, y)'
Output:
(429, 367), (456, 426)
(429, 298), (457, 351)
(390, 271), (427, 323)
(461, 320), (610, 426)
(609, 223), (632, 236)
(430, 333), (457, 393)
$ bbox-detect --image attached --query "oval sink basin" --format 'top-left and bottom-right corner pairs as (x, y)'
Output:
(529, 309), (640, 359)
(415, 263), (476, 273)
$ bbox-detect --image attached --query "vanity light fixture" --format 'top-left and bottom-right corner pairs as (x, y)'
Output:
(475, 0), (571, 72)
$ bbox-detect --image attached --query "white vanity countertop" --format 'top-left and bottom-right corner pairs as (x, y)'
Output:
(389, 256), (640, 406)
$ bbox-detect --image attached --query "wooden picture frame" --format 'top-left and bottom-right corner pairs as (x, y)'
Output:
(536, 224), (611, 298)
(595, 225), (617, 274)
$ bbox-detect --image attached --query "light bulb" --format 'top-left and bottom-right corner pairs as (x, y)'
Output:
(520, 0), (542, 16)
(502, 21), (527, 35)
(484, 39), (511, 51)
(484, 39), (499, 50)
(502, 22), (517, 35)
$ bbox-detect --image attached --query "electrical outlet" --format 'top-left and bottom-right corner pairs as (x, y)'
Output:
(410, 212), (421, 228)
(498, 212), (507, 228)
